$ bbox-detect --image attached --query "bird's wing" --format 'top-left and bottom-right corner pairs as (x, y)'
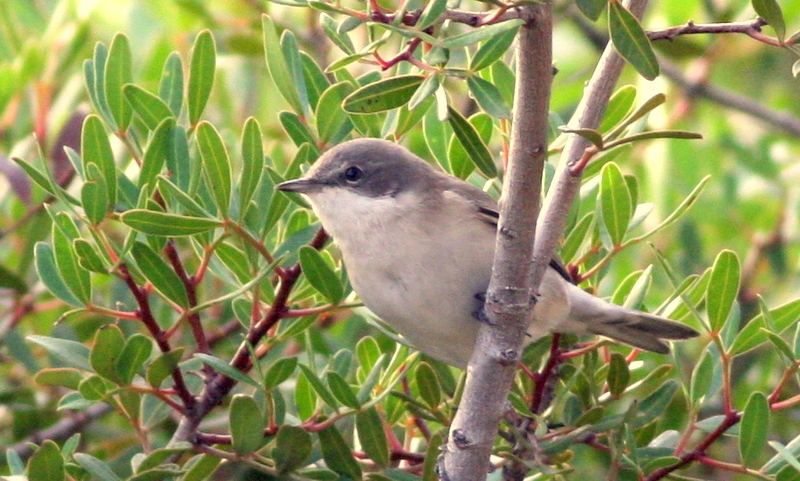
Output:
(442, 176), (574, 284)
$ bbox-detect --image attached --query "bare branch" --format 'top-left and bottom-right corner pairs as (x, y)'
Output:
(659, 60), (800, 137)
(9, 404), (113, 460)
(647, 18), (769, 42)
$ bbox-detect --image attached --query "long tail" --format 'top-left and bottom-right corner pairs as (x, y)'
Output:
(566, 284), (700, 354)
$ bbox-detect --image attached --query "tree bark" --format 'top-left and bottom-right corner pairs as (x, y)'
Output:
(440, 3), (553, 480)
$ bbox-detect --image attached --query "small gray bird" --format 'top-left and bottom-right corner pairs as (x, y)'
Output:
(277, 139), (699, 368)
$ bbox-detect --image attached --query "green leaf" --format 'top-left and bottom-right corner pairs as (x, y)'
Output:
(356, 407), (390, 467)
(606, 352), (629, 399)
(123, 84), (174, 132)
(301, 51), (330, 111)
(315, 81), (354, 145)
(27, 440), (65, 481)
(608, 2), (659, 80)
(342, 75), (425, 114)
(597, 162), (633, 249)
(424, 106), (451, 169)
(51, 214), (91, 304)
(298, 364), (339, 409)
(146, 348), (185, 387)
(753, 0), (785, 41)
(707, 250), (741, 332)
(81, 115), (117, 204)
(263, 15), (303, 114)
(119, 210), (222, 236)
(27, 335), (91, 371)
(78, 374), (110, 400)
(82, 163), (110, 225)
(34, 242), (83, 307)
(562, 127), (604, 149)
(576, 0), (606, 21)
(194, 353), (260, 387)
(443, 19), (524, 49)
(327, 372), (360, 409)
(133, 444), (192, 473)
(240, 117), (264, 215)
(115, 334), (152, 384)
(230, 394), (266, 456)
(196, 121), (232, 216)
(599, 85), (637, 133)
(85, 44), (112, 124)
(470, 27), (516, 72)
(279, 111), (319, 151)
(139, 118), (174, 188)
(131, 242), (189, 307)
(273, 425), (312, 474)
(415, 362), (441, 409)
(740, 391), (770, 466)
(417, 0), (447, 29)
(264, 357), (298, 389)
(321, 13), (355, 54)
(104, 33), (133, 132)
(187, 30), (216, 125)
(636, 380), (678, 426)
(408, 75), (440, 112)
(689, 350), (714, 408)
(34, 368), (83, 390)
(447, 106), (496, 177)
(74, 453), (121, 481)
(90, 325), (125, 383)
(467, 75), (511, 118)
(281, 30), (310, 115)
(295, 371), (318, 420)
(318, 421), (363, 480)
(159, 52), (184, 117)
(182, 455), (221, 481)
(299, 246), (343, 304)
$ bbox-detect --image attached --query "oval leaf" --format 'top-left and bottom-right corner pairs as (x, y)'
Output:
(343, 75), (425, 114)
(470, 27), (516, 72)
(356, 407), (390, 467)
(447, 106), (496, 177)
(318, 422), (363, 480)
(230, 394), (266, 456)
(299, 246), (343, 304)
(707, 250), (741, 333)
(467, 75), (511, 118)
(104, 33), (133, 132)
(188, 30), (216, 125)
(273, 425), (312, 474)
(597, 162), (633, 249)
(740, 391), (770, 466)
(119, 210), (222, 236)
(123, 84), (174, 132)
(131, 241), (189, 307)
(196, 121), (232, 215)
(608, 2), (659, 80)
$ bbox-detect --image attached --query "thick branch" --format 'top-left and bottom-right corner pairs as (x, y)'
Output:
(531, 0), (649, 286)
(442, 3), (553, 481)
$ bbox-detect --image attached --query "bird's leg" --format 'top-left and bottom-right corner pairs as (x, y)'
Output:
(471, 291), (495, 325)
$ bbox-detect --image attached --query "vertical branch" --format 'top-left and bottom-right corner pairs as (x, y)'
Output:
(531, 0), (650, 285)
(441, 3), (553, 480)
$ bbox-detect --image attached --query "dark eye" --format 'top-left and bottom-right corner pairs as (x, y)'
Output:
(343, 166), (363, 182)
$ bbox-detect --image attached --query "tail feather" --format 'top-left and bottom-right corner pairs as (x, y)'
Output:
(589, 311), (700, 354)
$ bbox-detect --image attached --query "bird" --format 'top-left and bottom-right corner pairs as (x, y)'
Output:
(277, 138), (699, 368)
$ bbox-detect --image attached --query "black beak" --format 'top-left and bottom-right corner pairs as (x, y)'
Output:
(276, 178), (322, 193)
